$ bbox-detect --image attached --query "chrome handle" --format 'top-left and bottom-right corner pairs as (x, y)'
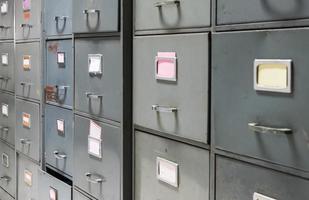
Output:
(85, 173), (104, 184)
(0, 25), (10, 29)
(20, 82), (32, 87)
(0, 176), (11, 182)
(152, 105), (178, 113)
(54, 16), (69, 21)
(248, 123), (292, 135)
(20, 139), (31, 145)
(154, 0), (180, 7)
(85, 92), (103, 99)
(83, 9), (100, 14)
(1, 76), (10, 81)
(20, 23), (33, 28)
(0, 126), (9, 132)
(56, 85), (69, 90)
(53, 151), (67, 160)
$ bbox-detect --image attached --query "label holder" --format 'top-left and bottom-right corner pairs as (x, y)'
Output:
(155, 52), (177, 82)
(156, 157), (179, 188)
(1, 53), (8, 66)
(88, 54), (103, 76)
(2, 103), (8, 117)
(1, 153), (9, 168)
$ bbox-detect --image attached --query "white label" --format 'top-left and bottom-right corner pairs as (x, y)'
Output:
(1, 1), (8, 14)
(23, 55), (31, 70)
(156, 157), (178, 187)
(88, 54), (102, 74)
(57, 52), (65, 64)
(253, 192), (277, 200)
(1, 153), (9, 168)
(2, 104), (8, 117)
(22, 112), (31, 128)
(49, 187), (57, 200)
(88, 136), (102, 158)
(56, 119), (65, 135)
(1, 54), (8, 65)
(89, 120), (101, 140)
(24, 170), (32, 186)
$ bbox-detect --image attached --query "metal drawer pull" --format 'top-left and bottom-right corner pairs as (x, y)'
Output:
(85, 173), (104, 184)
(20, 139), (31, 145)
(0, 76), (10, 80)
(0, 176), (11, 182)
(0, 25), (10, 29)
(0, 127), (9, 132)
(154, 0), (180, 7)
(85, 92), (103, 99)
(152, 105), (178, 113)
(248, 123), (292, 135)
(83, 9), (100, 15)
(56, 85), (69, 90)
(20, 82), (32, 86)
(54, 16), (69, 21)
(20, 23), (33, 28)
(53, 151), (67, 160)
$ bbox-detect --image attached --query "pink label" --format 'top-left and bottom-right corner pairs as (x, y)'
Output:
(23, 0), (31, 11)
(156, 52), (176, 80)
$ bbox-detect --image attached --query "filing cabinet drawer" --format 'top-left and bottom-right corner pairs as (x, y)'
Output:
(134, 0), (211, 32)
(15, 42), (42, 101)
(0, 186), (14, 200)
(46, 40), (73, 108)
(72, 0), (119, 33)
(217, 0), (309, 25)
(74, 115), (121, 200)
(45, 0), (72, 36)
(213, 29), (309, 171)
(133, 33), (209, 143)
(16, 99), (40, 162)
(134, 131), (210, 200)
(45, 105), (73, 177)
(15, 0), (42, 40)
(0, 0), (13, 40)
(17, 155), (39, 200)
(73, 189), (95, 200)
(38, 170), (72, 200)
(216, 156), (309, 200)
(75, 38), (122, 121)
(0, 140), (15, 197)
(0, 42), (14, 92)
(0, 93), (15, 146)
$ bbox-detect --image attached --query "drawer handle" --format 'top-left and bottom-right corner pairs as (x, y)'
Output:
(20, 23), (33, 28)
(0, 126), (9, 132)
(0, 175), (11, 182)
(85, 173), (104, 184)
(53, 151), (67, 160)
(152, 105), (178, 113)
(0, 25), (10, 29)
(85, 92), (103, 99)
(56, 85), (69, 90)
(20, 139), (31, 145)
(54, 16), (69, 21)
(154, 0), (180, 7)
(20, 82), (32, 87)
(248, 123), (292, 135)
(0, 76), (10, 81)
(83, 9), (100, 15)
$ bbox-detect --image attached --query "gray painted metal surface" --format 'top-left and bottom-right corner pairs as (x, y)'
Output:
(134, 131), (210, 200)
(0, 0), (14, 40)
(133, 33), (209, 143)
(0, 185), (14, 200)
(0, 42), (14, 92)
(73, 189), (94, 200)
(0, 140), (15, 197)
(0, 92), (15, 146)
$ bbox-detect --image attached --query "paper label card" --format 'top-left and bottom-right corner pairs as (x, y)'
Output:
(1, 1), (8, 14)
(156, 157), (179, 188)
(24, 170), (32, 187)
(88, 54), (103, 75)
(89, 120), (101, 140)
(155, 52), (177, 81)
(2, 103), (8, 117)
(1, 54), (8, 65)
(49, 187), (58, 200)
(57, 52), (65, 65)
(56, 119), (65, 136)
(88, 136), (102, 159)
(1, 153), (9, 168)
(22, 112), (31, 128)
(23, 55), (31, 70)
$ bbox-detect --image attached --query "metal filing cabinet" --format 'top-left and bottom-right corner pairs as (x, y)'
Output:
(217, 0), (309, 26)
(216, 156), (309, 200)
(74, 115), (121, 200)
(17, 154), (39, 200)
(73, 189), (95, 200)
(0, 92), (15, 146)
(212, 28), (309, 172)
(75, 37), (122, 122)
(45, 104), (73, 177)
(44, 0), (72, 37)
(134, 131), (210, 200)
(72, 0), (119, 33)
(46, 40), (73, 108)
(0, 41), (14, 92)
(0, 186), (14, 200)
(15, 0), (42, 40)
(133, 33), (209, 143)
(15, 42), (42, 101)
(38, 170), (72, 200)
(0, 140), (15, 198)
(0, 0), (14, 40)
(134, 0), (211, 32)
(16, 98), (40, 162)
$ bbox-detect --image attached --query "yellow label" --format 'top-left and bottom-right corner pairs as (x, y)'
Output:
(257, 64), (288, 89)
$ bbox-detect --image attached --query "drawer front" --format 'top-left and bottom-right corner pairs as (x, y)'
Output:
(75, 38), (122, 121)
(216, 156), (309, 200)
(38, 170), (72, 200)
(72, 0), (118, 33)
(217, 0), (309, 25)
(15, 0), (42, 40)
(213, 29), (309, 171)
(46, 40), (73, 108)
(74, 115), (121, 200)
(15, 42), (42, 101)
(0, 42), (14, 92)
(17, 155), (39, 200)
(0, 141), (15, 197)
(0, 186), (14, 200)
(0, 93), (15, 146)
(133, 33), (209, 143)
(135, 0), (211, 32)
(73, 189), (94, 200)
(16, 99), (40, 162)
(0, 0), (14, 40)
(45, 105), (73, 177)
(135, 131), (210, 200)
(44, 0), (72, 36)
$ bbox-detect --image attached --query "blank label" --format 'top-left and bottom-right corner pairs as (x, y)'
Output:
(56, 119), (65, 135)
(2, 104), (8, 117)
(88, 137), (102, 158)
(57, 52), (65, 65)
(88, 54), (102, 75)
(49, 187), (58, 200)
(24, 170), (32, 187)
(156, 157), (179, 187)
(1, 1), (8, 14)
(1, 54), (8, 65)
